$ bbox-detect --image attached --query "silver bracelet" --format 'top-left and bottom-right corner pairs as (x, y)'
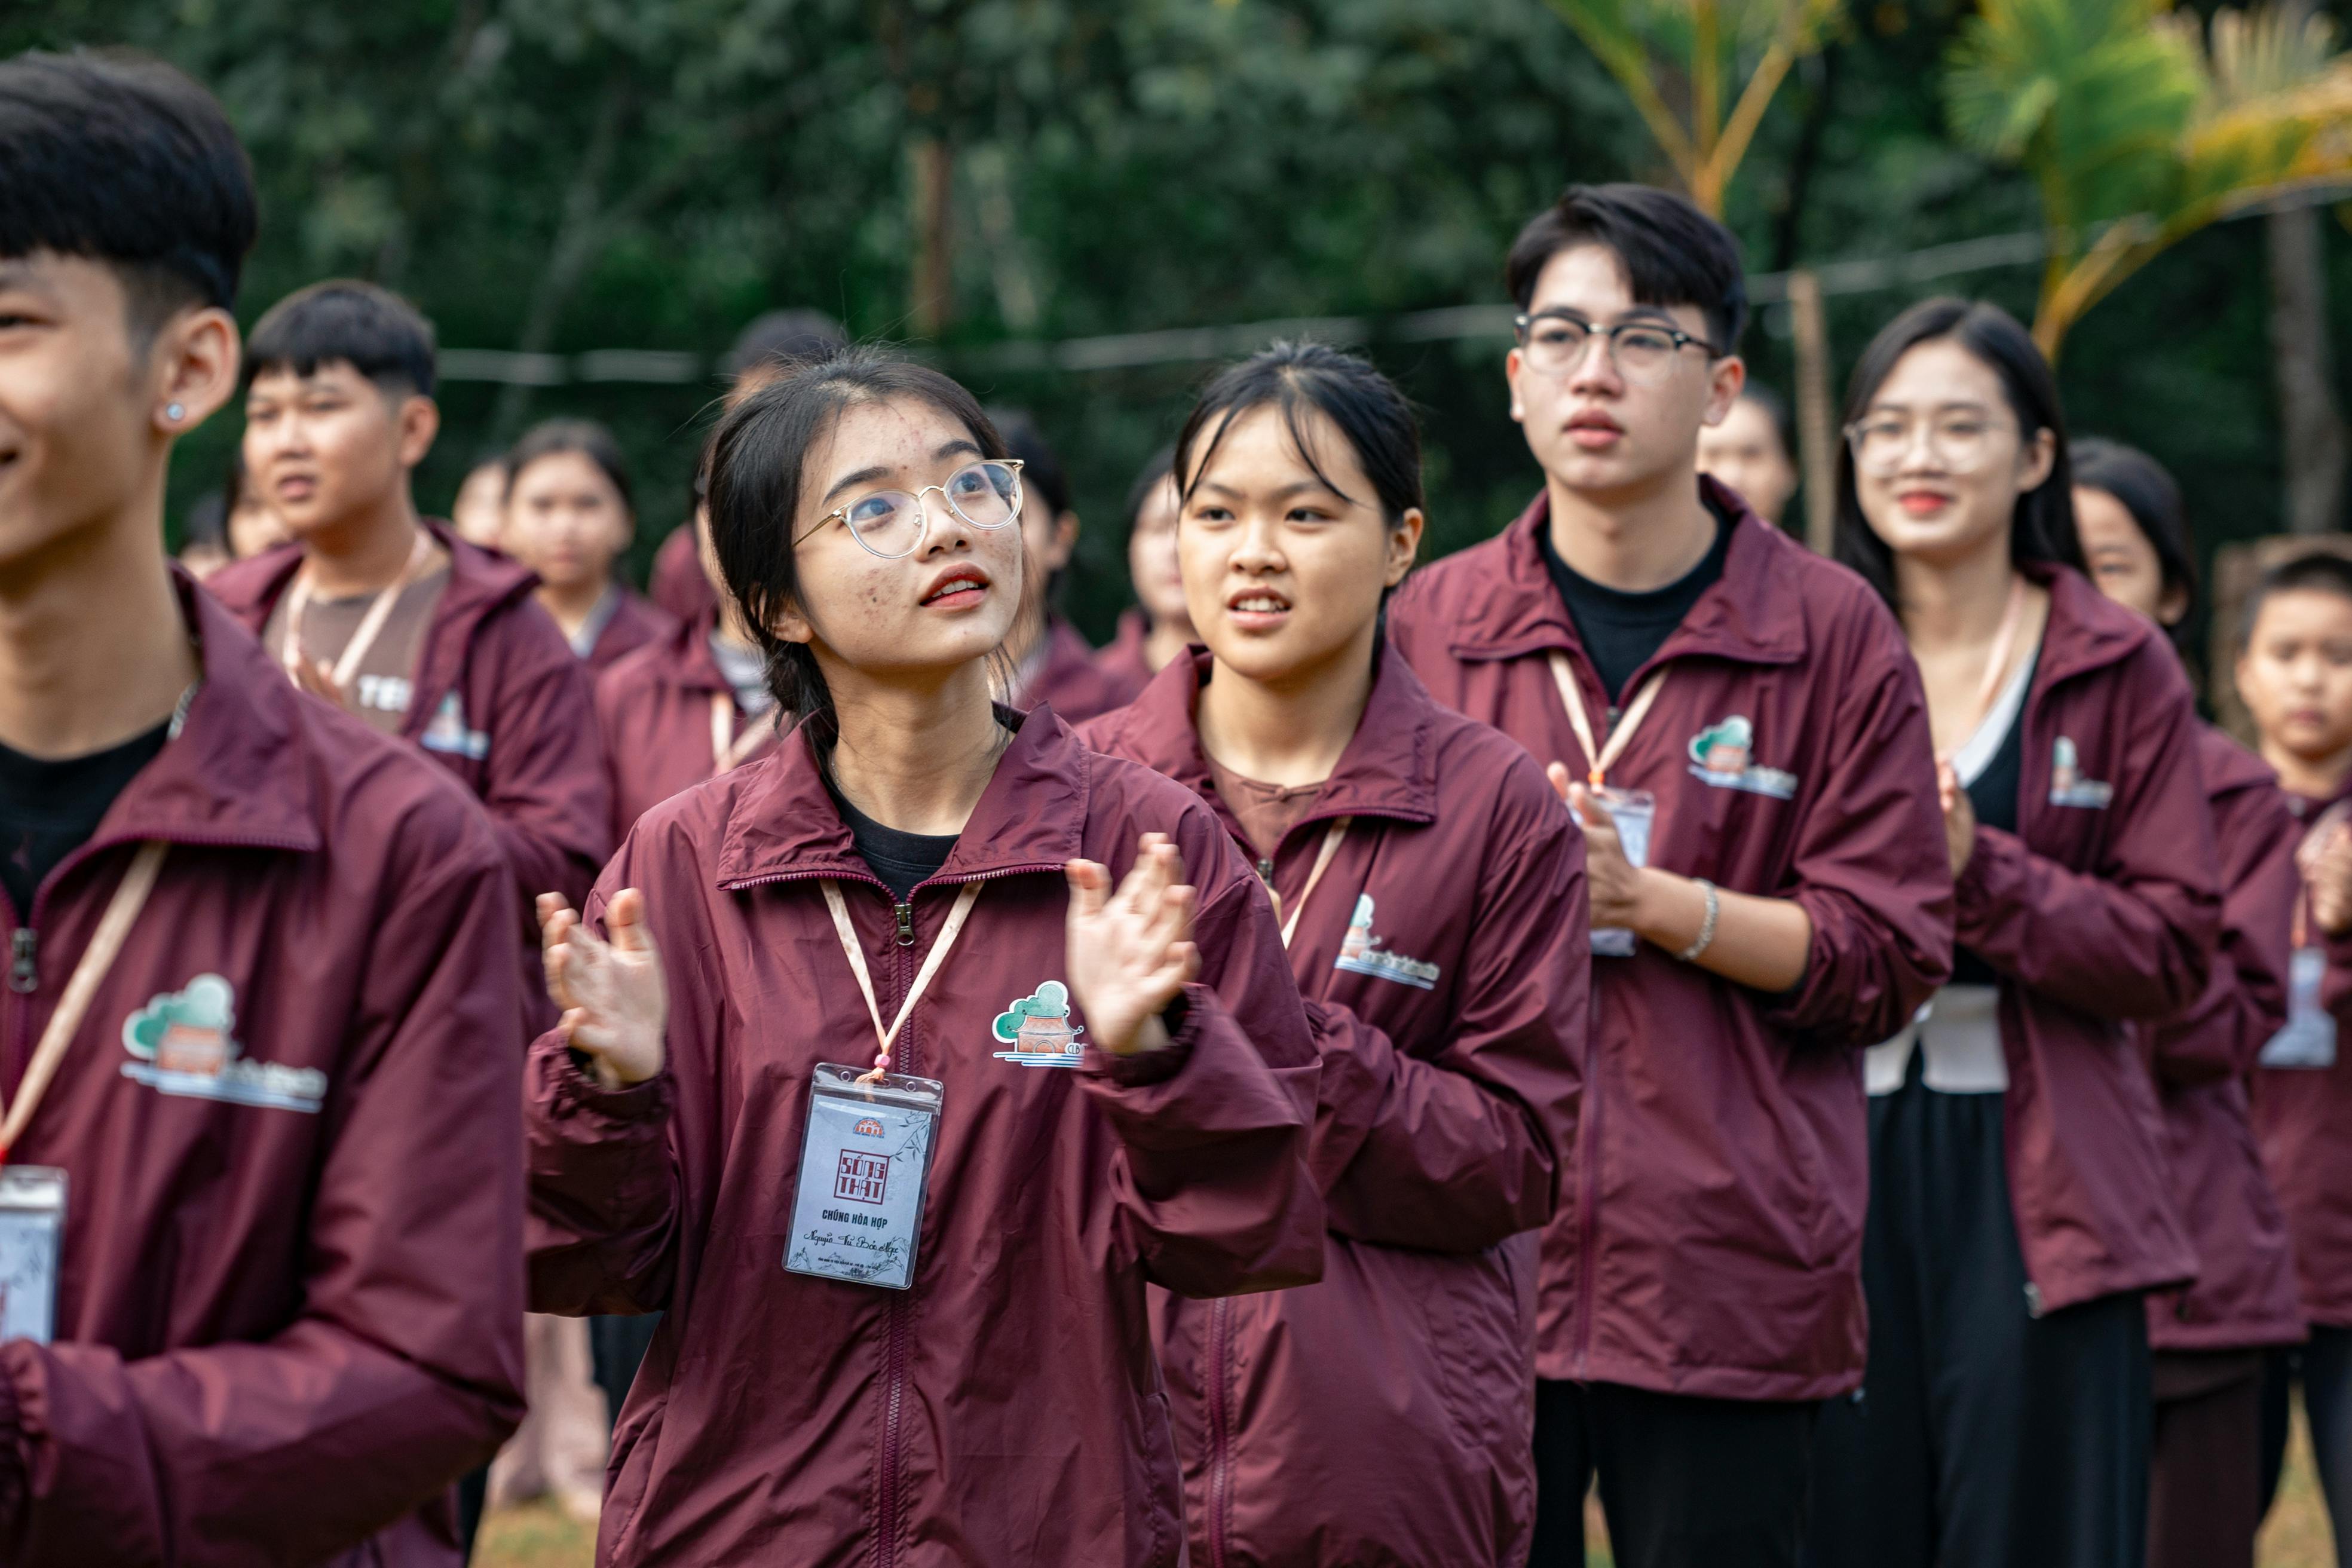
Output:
(1676, 878), (1720, 963)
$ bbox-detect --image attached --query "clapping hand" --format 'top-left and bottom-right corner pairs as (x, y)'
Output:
(1064, 834), (1200, 1057)
(538, 889), (668, 1089)
(2303, 819), (2352, 937)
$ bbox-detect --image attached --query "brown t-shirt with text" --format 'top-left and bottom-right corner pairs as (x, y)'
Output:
(262, 565), (451, 737)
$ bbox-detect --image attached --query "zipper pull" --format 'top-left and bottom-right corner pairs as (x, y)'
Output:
(9, 929), (35, 994)
(894, 901), (915, 947)
(1255, 858), (1275, 884)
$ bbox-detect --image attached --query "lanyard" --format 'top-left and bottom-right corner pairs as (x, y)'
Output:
(281, 529), (434, 690)
(1941, 575), (2030, 764)
(1276, 819), (1352, 950)
(822, 880), (984, 1080)
(1548, 653), (1669, 789)
(709, 694), (769, 775)
(1, 841), (169, 1161)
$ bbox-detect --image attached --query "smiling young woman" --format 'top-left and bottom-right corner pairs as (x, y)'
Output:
(1811, 300), (2224, 1568)
(523, 348), (1324, 1568)
(1083, 342), (1587, 1568)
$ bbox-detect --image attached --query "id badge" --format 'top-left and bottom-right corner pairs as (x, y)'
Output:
(1590, 787), (1656, 957)
(784, 1065), (942, 1291)
(0, 1166), (65, 1344)
(2261, 947), (2338, 1070)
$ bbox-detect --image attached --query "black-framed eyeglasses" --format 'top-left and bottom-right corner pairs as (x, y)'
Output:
(1513, 311), (1722, 387)
(794, 458), (1025, 560)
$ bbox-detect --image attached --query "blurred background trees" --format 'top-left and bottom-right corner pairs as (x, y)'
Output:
(8, 0), (2351, 662)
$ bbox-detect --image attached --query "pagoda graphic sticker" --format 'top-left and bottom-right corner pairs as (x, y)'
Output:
(991, 981), (1086, 1067)
(1687, 716), (1798, 800)
(120, 975), (326, 1114)
(2048, 737), (2114, 808)
(1332, 895), (1441, 990)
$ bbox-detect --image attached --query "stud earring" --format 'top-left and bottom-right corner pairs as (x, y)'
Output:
(164, 403), (186, 422)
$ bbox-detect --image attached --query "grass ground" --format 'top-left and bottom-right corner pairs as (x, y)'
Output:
(471, 1402), (2342, 1568)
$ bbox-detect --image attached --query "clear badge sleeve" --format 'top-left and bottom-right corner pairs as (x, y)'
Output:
(0, 1166), (65, 1344)
(784, 1065), (943, 1291)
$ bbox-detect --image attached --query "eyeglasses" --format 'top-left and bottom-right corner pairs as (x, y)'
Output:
(1514, 311), (1721, 387)
(1843, 414), (2017, 477)
(796, 458), (1025, 559)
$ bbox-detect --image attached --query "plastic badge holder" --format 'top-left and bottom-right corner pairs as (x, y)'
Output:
(0, 1166), (65, 1344)
(785, 1065), (944, 1291)
(2261, 947), (2338, 1069)
(1590, 786), (1655, 957)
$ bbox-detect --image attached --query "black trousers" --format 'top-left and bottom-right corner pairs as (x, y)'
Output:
(1530, 1378), (1820, 1567)
(2262, 1325), (2352, 1567)
(2149, 1349), (2267, 1568)
(1805, 1070), (2152, 1568)
(589, 1312), (662, 1431)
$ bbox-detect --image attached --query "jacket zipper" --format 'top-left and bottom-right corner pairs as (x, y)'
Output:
(1205, 1295), (1234, 1568)
(877, 889), (921, 1568)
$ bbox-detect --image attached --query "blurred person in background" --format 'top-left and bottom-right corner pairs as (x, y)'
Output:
(177, 488), (232, 577)
(2074, 437), (2303, 1568)
(204, 278), (611, 1546)
(451, 452), (508, 550)
(1697, 384), (1799, 530)
(0, 47), (525, 1564)
(992, 407), (1129, 721)
(1810, 300), (2219, 1568)
(1092, 445), (1190, 708)
(647, 308), (847, 624)
(224, 447), (291, 559)
(501, 418), (672, 672)
(2237, 549), (2352, 1564)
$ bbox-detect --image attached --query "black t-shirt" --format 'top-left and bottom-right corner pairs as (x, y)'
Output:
(1541, 496), (1735, 702)
(1950, 657), (2031, 988)
(827, 780), (959, 904)
(0, 718), (172, 918)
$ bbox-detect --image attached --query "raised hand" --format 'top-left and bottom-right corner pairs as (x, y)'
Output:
(1064, 833), (1200, 1057)
(1937, 760), (1977, 880)
(538, 889), (668, 1088)
(291, 656), (356, 713)
(1550, 764), (1643, 929)
(2304, 820), (2352, 937)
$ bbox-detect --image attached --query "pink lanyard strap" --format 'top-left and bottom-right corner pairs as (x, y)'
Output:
(709, 694), (768, 775)
(1276, 818), (1352, 950)
(1548, 654), (1669, 789)
(820, 880), (984, 1081)
(281, 529), (433, 690)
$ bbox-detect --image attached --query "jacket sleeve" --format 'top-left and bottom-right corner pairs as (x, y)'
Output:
(0, 820), (526, 1566)
(482, 608), (611, 923)
(525, 860), (684, 1318)
(1955, 642), (2221, 1019)
(1080, 837), (1323, 1299)
(2151, 774), (2298, 1088)
(1761, 608), (1955, 1046)
(1310, 768), (1585, 1254)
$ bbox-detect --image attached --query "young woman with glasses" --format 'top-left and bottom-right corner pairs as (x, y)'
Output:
(1806, 299), (2223, 1568)
(523, 349), (1324, 1567)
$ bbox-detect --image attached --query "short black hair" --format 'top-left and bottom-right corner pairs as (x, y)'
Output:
(1175, 341), (1423, 528)
(0, 49), (256, 339)
(727, 309), (847, 379)
(1505, 183), (1748, 354)
(1125, 445), (1176, 532)
(987, 409), (1073, 519)
(504, 418), (634, 517)
(2241, 552), (2352, 649)
(2074, 437), (2196, 645)
(244, 280), (437, 398)
(1832, 298), (2084, 610)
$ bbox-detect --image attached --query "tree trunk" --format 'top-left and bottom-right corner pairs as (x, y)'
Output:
(1787, 268), (1838, 554)
(910, 135), (955, 339)
(490, 93), (627, 439)
(2268, 203), (2347, 535)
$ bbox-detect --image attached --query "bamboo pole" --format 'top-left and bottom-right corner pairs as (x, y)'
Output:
(1787, 268), (1838, 553)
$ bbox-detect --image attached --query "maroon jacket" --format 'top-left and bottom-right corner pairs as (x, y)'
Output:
(592, 614), (780, 843)
(1388, 482), (1952, 1399)
(2145, 727), (2302, 1351)
(2255, 782), (2352, 1327)
(1091, 610), (1157, 711)
(526, 706), (1322, 1567)
(1949, 564), (2216, 1312)
(208, 522), (611, 984)
(1084, 646), (1585, 1568)
(647, 523), (717, 627)
(0, 578), (525, 1565)
(583, 588), (675, 674)
(1015, 617), (1131, 724)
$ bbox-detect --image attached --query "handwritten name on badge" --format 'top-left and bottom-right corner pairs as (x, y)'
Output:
(786, 1067), (941, 1291)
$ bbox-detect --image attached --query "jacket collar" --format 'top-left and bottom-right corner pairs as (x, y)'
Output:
(1441, 476), (1807, 672)
(1103, 641), (1440, 836)
(2025, 561), (2163, 697)
(96, 570), (323, 856)
(647, 611), (734, 696)
(715, 702), (1088, 891)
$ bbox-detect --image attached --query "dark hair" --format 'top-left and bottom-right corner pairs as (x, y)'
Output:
(1738, 384), (1795, 460)
(1175, 341), (1423, 526)
(181, 491), (228, 553)
(504, 418), (635, 517)
(245, 280), (437, 398)
(705, 347), (1012, 730)
(0, 50), (256, 340)
(1505, 183), (1748, 354)
(1832, 298), (2084, 608)
(987, 409), (1073, 519)
(2073, 437), (2196, 644)
(1125, 445), (1177, 531)
(727, 308), (847, 379)
(2241, 552), (2352, 650)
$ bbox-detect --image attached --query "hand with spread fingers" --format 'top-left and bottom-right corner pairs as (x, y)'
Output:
(1064, 832), (1200, 1057)
(2303, 818), (2352, 937)
(538, 888), (668, 1088)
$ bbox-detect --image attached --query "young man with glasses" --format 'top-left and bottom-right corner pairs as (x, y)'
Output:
(1388, 183), (1954, 1567)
